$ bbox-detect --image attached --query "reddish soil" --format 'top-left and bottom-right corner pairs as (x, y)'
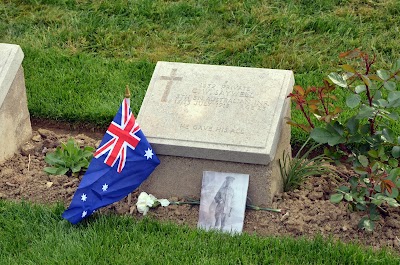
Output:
(1, 122), (399, 252)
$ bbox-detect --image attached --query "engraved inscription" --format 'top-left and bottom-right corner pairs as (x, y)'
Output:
(180, 123), (245, 134)
(173, 82), (269, 111)
(160, 68), (183, 102)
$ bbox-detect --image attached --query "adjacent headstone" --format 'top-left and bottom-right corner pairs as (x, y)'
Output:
(0, 43), (32, 162)
(138, 61), (294, 206)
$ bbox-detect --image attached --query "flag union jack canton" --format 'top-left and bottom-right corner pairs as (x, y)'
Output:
(62, 98), (160, 224)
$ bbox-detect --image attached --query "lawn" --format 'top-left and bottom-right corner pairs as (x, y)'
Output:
(1, 0), (400, 262)
(1, 200), (399, 264)
(1, 0), (400, 141)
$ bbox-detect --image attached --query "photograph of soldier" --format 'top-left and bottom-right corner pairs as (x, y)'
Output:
(198, 171), (249, 234)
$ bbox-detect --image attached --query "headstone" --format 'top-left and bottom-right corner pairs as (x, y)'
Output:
(138, 61), (294, 206)
(0, 43), (32, 162)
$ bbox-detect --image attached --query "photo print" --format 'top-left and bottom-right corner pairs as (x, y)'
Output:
(197, 171), (249, 234)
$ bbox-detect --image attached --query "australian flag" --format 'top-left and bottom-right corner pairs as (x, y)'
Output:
(62, 98), (160, 224)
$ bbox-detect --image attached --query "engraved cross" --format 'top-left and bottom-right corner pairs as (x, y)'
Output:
(160, 68), (182, 102)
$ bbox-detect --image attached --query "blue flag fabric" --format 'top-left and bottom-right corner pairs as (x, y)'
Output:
(62, 98), (160, 224)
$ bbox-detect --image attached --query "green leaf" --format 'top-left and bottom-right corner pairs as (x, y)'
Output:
(377, 69), (390, 80)
(387, 99), (400, 108)
(361, 75), (372, 87)
(368, 150), (378, 158)
(44, 153), (65, 166)
(389, 168), (400, 179)
(310, 128), (331, 144)
(360, 124), (370, 134)
(376, 99), (388, 107)
(344, 193), (353, 201)
(387, 112), (399, 121)
(386, 187), (399, 200)
(348, 134), (362, 143)
(358, 217), (374, 232)
(342, 64), (356, 73)
(328, 72), (347, 88)
(354, 167), (368, 175)
(356, 204), (367, 211)
(338, 186), (350, 192)
(371, 197), (384, 206)
(330, 193), (344, 203)
(349, 177), (358, 188)
(346, 94), (361, 108)
(391, 58), (400, 71)
(356, 105), (375, 120)
(71, 165), (82, 173)
(346, 117), (359, 134)
(382, 128), (395, 143)
(387, 198), (400, 207)
(358, 155), (369, 167)
(392, 146), (400, 158)
(328, 135), (346, 146)
(378, 145), (385, 157)
(384, 81), (396, 91)
(355, 85), (366, 94)
(388, 91), (400, 103)
(43, 167), (60, 175)
(389, 158), (399, 167)
(56, 167), (69, 175)
(374, 90), (382, 100)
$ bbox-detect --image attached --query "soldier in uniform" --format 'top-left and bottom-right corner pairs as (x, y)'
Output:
(213, 176), (235, 229)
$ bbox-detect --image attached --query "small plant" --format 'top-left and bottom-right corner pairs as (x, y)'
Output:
(288, 49), (400, 231)
(44, 138), (95, 177)
(279, 137), (332, 192)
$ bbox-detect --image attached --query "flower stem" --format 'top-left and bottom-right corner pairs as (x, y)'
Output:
(170, 201), (282, 213)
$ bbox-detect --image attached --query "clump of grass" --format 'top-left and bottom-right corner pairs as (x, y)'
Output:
(280, 137), (332, 192)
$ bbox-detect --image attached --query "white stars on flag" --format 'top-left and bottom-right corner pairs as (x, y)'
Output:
(82, 211), (87, 218)
(81, 193), (87, 202)
(144, 148), (154, 160)
(102, 183), (108, 192)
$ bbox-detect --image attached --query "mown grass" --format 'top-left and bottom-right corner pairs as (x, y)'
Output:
(1, 0), (400, 141)
(1, 1), (400, 261)
(0, 200), (399, 264)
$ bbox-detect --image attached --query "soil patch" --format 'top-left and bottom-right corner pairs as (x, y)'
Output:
(1, 126), (399, 252)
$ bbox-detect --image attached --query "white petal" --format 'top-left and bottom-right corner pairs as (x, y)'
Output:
(158, 199), (170, 207)
(137, 204), (149, 215)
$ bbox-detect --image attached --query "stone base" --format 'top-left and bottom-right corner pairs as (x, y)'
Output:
(0, 66), (32, 162)
(140, 113), (291, 207)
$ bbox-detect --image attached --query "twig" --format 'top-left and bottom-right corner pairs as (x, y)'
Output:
(128, 193), (132, 205)
(27, 154), (31, 172)
(246, 204), (282, 213)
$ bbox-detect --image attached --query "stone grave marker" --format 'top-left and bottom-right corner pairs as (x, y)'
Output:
(137, 61), (294, 206)
(0, 43), (32, 162)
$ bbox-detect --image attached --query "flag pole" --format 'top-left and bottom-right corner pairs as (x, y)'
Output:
(125, 84), (131, 99)
(125, 85), (133, 206)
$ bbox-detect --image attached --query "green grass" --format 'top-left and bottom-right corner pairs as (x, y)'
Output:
(1, 0), (400, 141)
(0, 200), (399, 264)
(1, 1), (400, 260)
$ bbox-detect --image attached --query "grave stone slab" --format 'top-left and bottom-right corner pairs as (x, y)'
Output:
(138, 62), (294, 206)
(0, 43), (32, 162)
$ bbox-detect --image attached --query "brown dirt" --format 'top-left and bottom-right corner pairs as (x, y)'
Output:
(1, 124), (400, 253)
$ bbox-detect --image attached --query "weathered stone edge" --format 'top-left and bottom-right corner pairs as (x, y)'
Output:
(0, 43), (24, 108)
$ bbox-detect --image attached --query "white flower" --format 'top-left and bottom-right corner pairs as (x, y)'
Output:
(136, 192), (156, 215)
(136, 192), (170, 215)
